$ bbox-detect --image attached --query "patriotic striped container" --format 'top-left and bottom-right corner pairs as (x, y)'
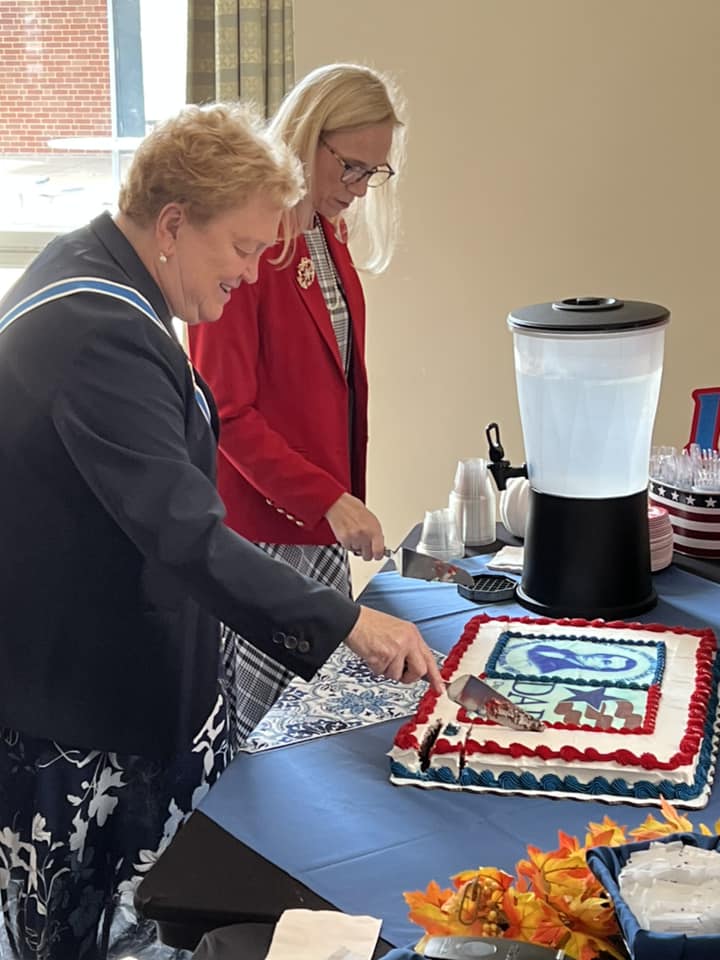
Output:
(648, 479), (720, 558)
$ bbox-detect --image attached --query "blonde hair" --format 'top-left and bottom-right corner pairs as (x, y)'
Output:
(119, 102), (305, 227)
(269, 63), (406, 273)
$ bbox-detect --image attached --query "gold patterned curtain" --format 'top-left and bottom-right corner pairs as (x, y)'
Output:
(186, 0), (294, 116)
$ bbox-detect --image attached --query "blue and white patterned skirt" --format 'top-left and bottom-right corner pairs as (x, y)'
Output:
(0, 693), (228, 959)
(222, 542), (351, 753)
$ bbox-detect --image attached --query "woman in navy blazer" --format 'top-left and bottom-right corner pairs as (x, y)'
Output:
(0, 102), (439, 959)
(190, 64), (407, 748)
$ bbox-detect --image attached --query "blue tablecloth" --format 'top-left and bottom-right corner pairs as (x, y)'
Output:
(199, 558), (720, 947)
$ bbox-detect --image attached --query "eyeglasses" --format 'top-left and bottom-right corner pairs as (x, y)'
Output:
(320, 137), (395, 188)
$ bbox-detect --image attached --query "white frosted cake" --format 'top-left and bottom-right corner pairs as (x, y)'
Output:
(389, 614), (720, 807)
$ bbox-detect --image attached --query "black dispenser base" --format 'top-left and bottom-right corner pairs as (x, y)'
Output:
(516, 488), (656, 619)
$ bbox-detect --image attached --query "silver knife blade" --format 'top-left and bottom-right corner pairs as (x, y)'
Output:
(446, 673), (545, 732)
(399, 547), (474, 588)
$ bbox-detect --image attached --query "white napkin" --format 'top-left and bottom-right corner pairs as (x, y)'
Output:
(264, 909), (382, 960)
(486, 545), (524, 573)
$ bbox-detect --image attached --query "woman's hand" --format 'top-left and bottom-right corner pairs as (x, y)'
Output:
(325, 492), (386, 560)
(345, 606), (444, 692)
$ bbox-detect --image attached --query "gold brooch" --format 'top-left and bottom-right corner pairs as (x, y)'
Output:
(296, 256), (315, 289)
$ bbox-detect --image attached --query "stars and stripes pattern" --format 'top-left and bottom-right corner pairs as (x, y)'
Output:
(649, 480), (720, 558)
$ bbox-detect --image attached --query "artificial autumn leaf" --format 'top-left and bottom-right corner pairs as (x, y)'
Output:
(656, 796), (695, 832)
(555, 890), (620, 939)
(404, 879), (452, 909)
(550, 853), (595, 887)
(506, 886), (624, 960)
(441, 882), (482, 925)
(451, 866), (514, 892)
(440, 872), (512, 937)
(515, 846), (624, 955)
(557, 830), (583, 853)
(584, 816), (629, 850)
(629, 797), (694, 841)
(697, 816), (720, 837)
(518, 845), (592, 898)
(503, 889), (567, 946)
(561, 925), (627, 960)
(405, 878), (500, 940)
(516, 844), (553, 894)
(403, 804), (716, 960)
(404, 881), (456, 937)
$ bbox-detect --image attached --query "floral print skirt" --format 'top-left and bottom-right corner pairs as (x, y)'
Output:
(0, 693), (227, 960)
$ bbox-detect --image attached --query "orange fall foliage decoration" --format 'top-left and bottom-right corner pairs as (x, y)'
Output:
(404, 798), (720, 960)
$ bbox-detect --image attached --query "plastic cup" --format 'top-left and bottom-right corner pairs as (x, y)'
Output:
(417, 507), (463, 560)
(449, 489), (496, 546)
(453, 458), (491, 498)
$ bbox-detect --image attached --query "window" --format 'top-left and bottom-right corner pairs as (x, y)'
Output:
(0, 0), (188, 296)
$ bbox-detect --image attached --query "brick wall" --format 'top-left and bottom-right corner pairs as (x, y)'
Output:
(0, 0), (111, 154)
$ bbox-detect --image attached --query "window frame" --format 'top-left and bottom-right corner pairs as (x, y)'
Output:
(0, 0), (187, 277)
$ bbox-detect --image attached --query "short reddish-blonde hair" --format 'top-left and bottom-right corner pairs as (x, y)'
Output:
(119, 102), (305, 227)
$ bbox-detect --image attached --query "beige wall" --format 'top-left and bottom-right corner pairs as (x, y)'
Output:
(296, 0), (720, 565)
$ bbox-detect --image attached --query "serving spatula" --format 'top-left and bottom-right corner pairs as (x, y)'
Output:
(393, 547), (475, 588)
(446, 673), (545, 732)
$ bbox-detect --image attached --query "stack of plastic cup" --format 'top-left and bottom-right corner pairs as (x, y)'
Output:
(416, 507), (463, 561)
(448, 458), (497, 546)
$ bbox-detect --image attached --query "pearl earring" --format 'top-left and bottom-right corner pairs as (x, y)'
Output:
(159, 253), (168, 264)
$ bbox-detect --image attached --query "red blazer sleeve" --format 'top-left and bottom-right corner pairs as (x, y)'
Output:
(189, 273), (346, 531)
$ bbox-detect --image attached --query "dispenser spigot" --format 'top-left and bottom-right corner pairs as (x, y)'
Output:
(485, 422), (528, 491)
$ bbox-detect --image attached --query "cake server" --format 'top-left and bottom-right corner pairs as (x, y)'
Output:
(446, 673), (545, 732)
(353, 544), (474, 586)
(394, 547), (475, 588)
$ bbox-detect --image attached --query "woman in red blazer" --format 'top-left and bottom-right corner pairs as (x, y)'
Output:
(189, 64), (406, 748)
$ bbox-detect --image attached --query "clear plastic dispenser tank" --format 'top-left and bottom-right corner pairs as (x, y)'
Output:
(489, 296), (670, 619)
(513, 298), (666, 499)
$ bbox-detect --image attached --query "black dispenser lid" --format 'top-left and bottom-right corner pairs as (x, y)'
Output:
(508, 297), (670, 333)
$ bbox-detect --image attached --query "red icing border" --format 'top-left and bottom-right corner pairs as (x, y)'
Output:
(392, 685), (441, 750)
(401, 614), (718, 772)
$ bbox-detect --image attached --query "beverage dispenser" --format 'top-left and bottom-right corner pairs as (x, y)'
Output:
(488, 296), (669, 619)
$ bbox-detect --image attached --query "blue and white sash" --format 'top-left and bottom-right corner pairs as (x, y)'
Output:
(0, 276), (211, 425)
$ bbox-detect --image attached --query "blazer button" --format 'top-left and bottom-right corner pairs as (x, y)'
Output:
(297, 639), (310, 654)
(273, 631), (286, 645)
(295, 519), (305, 527)
(284, 634), (298, 650)
(265, 498), (273, 506)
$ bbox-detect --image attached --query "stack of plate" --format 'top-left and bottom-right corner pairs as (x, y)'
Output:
(648, 504), (674, 571)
